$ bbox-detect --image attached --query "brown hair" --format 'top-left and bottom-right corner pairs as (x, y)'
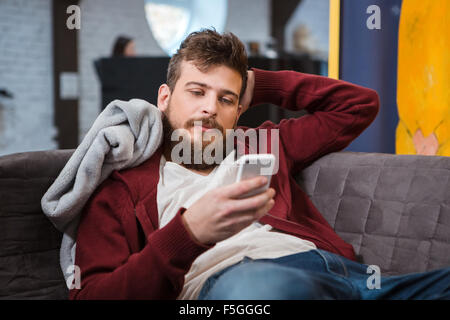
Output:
(167, 28), (248, 101)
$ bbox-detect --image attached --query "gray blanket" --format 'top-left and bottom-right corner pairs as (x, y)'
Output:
(41, 99), (163, 282)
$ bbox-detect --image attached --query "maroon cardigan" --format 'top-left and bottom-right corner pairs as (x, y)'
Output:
(70, 68), (380, 299)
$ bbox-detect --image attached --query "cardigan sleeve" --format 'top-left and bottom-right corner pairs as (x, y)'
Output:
(69, 177), (212, 300)
(250, 68), (380, 175)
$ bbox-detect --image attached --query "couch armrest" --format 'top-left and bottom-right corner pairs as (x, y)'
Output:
(0, 149), (74, 299)
(296, 151), (450, 275)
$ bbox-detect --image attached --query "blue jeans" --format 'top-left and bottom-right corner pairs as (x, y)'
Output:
(197, 249), (450, 300)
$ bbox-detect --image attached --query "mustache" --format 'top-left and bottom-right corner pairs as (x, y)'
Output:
(185, 117), (224, 132)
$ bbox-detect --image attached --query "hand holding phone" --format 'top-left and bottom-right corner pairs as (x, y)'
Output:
(235, 154), (276, 199)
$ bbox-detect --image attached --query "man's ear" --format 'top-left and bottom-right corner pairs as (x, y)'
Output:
(234, 104), (243, 127)
(157, 84), (171, 112)
(237, 103), (244, 117)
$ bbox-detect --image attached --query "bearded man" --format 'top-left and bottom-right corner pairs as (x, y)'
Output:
(70, 29), (450, 300)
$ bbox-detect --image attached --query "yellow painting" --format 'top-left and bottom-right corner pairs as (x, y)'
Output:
(396, 0), (450, 156)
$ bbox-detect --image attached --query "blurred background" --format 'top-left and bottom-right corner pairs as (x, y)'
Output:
(0, 0), (448, 157)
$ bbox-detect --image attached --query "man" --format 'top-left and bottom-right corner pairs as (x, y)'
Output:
(70, 29), (450, 300)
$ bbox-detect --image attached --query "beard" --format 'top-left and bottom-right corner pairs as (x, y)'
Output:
(162, 106), (231, 171)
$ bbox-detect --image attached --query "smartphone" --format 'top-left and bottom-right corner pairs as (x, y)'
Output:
(235, 154), (276, 198)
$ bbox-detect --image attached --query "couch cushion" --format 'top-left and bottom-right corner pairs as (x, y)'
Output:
(0, 150), (73, 299)
(296, 152), (450, 276)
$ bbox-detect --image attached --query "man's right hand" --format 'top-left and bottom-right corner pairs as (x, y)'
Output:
(181, 176), (275, 245)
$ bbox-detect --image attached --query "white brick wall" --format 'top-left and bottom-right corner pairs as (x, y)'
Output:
(78, 0), (270, 141)
(78, 0), (165, 140)
(0, 0), (56, 156)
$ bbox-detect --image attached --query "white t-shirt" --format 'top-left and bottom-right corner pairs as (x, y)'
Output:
(157, 151), (316, 300)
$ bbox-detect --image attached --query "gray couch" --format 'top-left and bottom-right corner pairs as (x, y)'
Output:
(1, 149), (449, 299)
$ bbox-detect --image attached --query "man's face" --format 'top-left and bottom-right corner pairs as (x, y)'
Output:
(157, 60), (243, 167)
(159, 60), (242, 136)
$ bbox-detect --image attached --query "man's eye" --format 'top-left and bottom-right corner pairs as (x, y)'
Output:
(190, 91), (203, 96)
(220, 98), (233, 104)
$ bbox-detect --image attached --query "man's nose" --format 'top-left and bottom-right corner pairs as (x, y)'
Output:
(201, 95), (218, 117)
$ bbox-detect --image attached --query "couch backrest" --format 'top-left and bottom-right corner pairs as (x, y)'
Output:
(0, 150), (73, 299)
(296, 151), (450, 276)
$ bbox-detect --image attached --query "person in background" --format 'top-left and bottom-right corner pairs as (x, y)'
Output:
(112, 36), (136, 57)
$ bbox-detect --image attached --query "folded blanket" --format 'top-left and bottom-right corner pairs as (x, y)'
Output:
(41, 99), (163, 282)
